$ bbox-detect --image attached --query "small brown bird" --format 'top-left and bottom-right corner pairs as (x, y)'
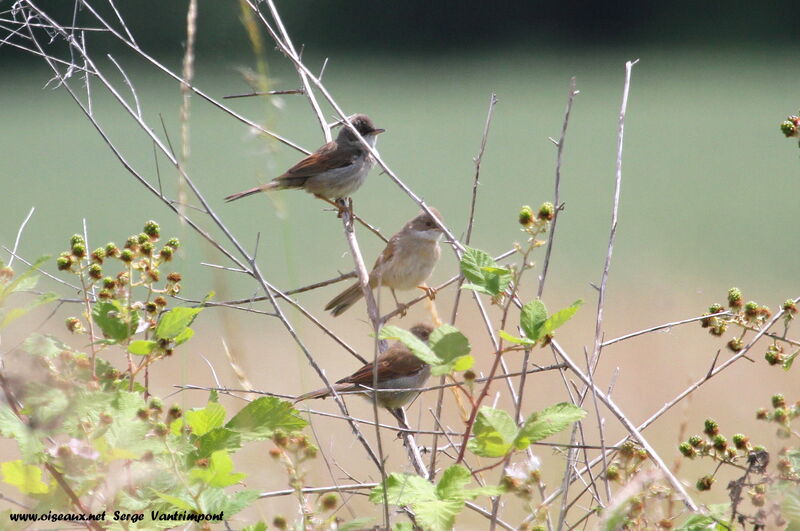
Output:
(295, 323), (434, 409)
(325, 208), (443, 316)
(224, 114), (384, 202)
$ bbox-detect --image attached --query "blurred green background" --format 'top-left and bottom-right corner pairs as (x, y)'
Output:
(2, 1), (800, 527)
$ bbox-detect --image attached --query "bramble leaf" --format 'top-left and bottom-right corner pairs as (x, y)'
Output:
(226, 397), (306, 441)
(1, 461), (49, 494)
(459, 247), (511, 297)
(467, 407), (518, 458)
(155, 307), (202, 340)
(518, 402), (586, 445)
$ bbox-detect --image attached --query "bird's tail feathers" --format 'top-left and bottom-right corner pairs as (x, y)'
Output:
(324, 283), (364, 317)
(294, 383), (350, 403)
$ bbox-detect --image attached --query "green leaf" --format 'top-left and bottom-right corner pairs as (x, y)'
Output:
(540, 300), (583, 337)
(0, 406), (44, 462)
(173, 327), (194, 345)
(22, 333), (70, 358)
(467, 407), (518, 457)
(518, 403), (586, 445)
(372, 465), (498, 531)
(429, 325), (473, 375)
(185, 402), (226, 437)
(498, 330), (536, 346)
(128, 340), (157, 356)
(459, 247), (511, 297)
(339, 519), (374, 531)
(784, 349), (799, 371)
(153, 491), (195, 511)
(92, 300), (137, 342)
(242, 523), (268, 531)
(392, 524), (414, 531)
(0, 256), (49, 301)
(189, 450), (245, 487)
(155, 307), (202, 340)
(195, 428), (242, 459)
(0, 292), (57, 329)
(212, 489), (260, 517)
(370, 473), (435, 505)
(226, 397), (306, 441)
(414, 498), (464, 531)
(379, 325), (439, 365)
(1, 461), (49, 494)
(520, 300), (548, 341)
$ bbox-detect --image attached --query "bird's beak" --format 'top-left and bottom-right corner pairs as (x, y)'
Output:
(372, 128), (386, 135)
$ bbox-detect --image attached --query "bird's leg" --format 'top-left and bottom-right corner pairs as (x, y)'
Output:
(314, 195), (349, 218)
(391, 289), (408, 317)
(417, 284), (437, 300)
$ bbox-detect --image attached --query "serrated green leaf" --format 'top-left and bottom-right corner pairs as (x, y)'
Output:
(22, 333), (69, 358)
(459, 247), (511, 297)
(379, 325), (439, 365)
(185, 402), (226, 437)
(520, 300), (548, 341)
(518, 403), (586, 445)
(467, 407), (518, 458)
(194, 428), (242, 459)
(0, 293), (57, 328)
(155, 307), (202, 340)
(498, 330), (536, 346)
(128, 340), (157, 356)
(1, 460), (49, 494)
(370, 473), (435, 505)
(540, 300), (583, 337)
(435, 465), (472, 500)
(0, 406), (44, 462)
(92, 300), (137, 341)
(153, 491), (195, 511)
(0, 256), (49, 301)
(226, 397), (306, 441)
(210, 489), (260, 517)
(414, 498), (464, 531)
(189, 451), (245, 487)
(173, 327), (194, 345)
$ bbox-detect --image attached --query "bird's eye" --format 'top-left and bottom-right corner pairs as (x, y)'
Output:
(425, 221), (434, 228)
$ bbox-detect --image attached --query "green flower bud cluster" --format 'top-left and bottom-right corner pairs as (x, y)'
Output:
(755, 394), (800, 441)
(678, 418), (758, 492)
(57, 221), (184, 335)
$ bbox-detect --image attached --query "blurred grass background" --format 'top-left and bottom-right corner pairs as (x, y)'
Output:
(2, 1), (800, 527)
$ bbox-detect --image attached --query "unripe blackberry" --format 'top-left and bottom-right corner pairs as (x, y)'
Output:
(166, 238), (180, 250)
(756, 408), (769, 420)
(136, 409), (149, 421)
(153, 422), (168, 437)
(167, 405), (182, 420)
(679, 442), (696, 458)
(102, 277), (116, 289)
(143, 220), (160, 240)
(781, 120), (798, 137)
(782, 299), (798, 315)
(704, 419), (719, 437)
(159, 246), (174, 261)
(65, 317), (82, 333)
(519, 205), (534, 226)
(145, 302), (157, 313)
(272, 516), (287, 530)
(605, 464), (620, 481)
(140, 241), (154, 256)
(137, 233), (149, 245)
(88, 264), (103, 280)
(708, 303), (724, 314)
(71, 243), (86, 259)
(688, 435), (704, 448)
(147, 269), (160, 282)
(744, 301), (759, 319)
(732, 434), (749, 450)
(773, 407), (788, 423)
(727, 338), (744, 352)
(154, 296), (168, 307)
(712, 435), (727, 452)
(105, 242), (120, 257)
(91, 248), (105, 263)
(696, 475), (714, 491)
(57, 254), (72, 271)
(98, 290), (112, 300)
(70, 234), (85, 247)
(167, 272), (182, 283)
(463, 370), (476, 382)
(537, 202), (555, 221)
(120, 249), (134, 263)
(772, 394), (786, 408)
(727, 287), (743, 309)
(321, 493), (338, 510)
(148, 398), (163, 412)
(124, 236), (138, 250)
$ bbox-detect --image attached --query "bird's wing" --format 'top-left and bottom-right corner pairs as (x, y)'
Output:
(369, 236), (398, 281)
(280, 142), (361, 179)
(341, 345), (425, 387)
